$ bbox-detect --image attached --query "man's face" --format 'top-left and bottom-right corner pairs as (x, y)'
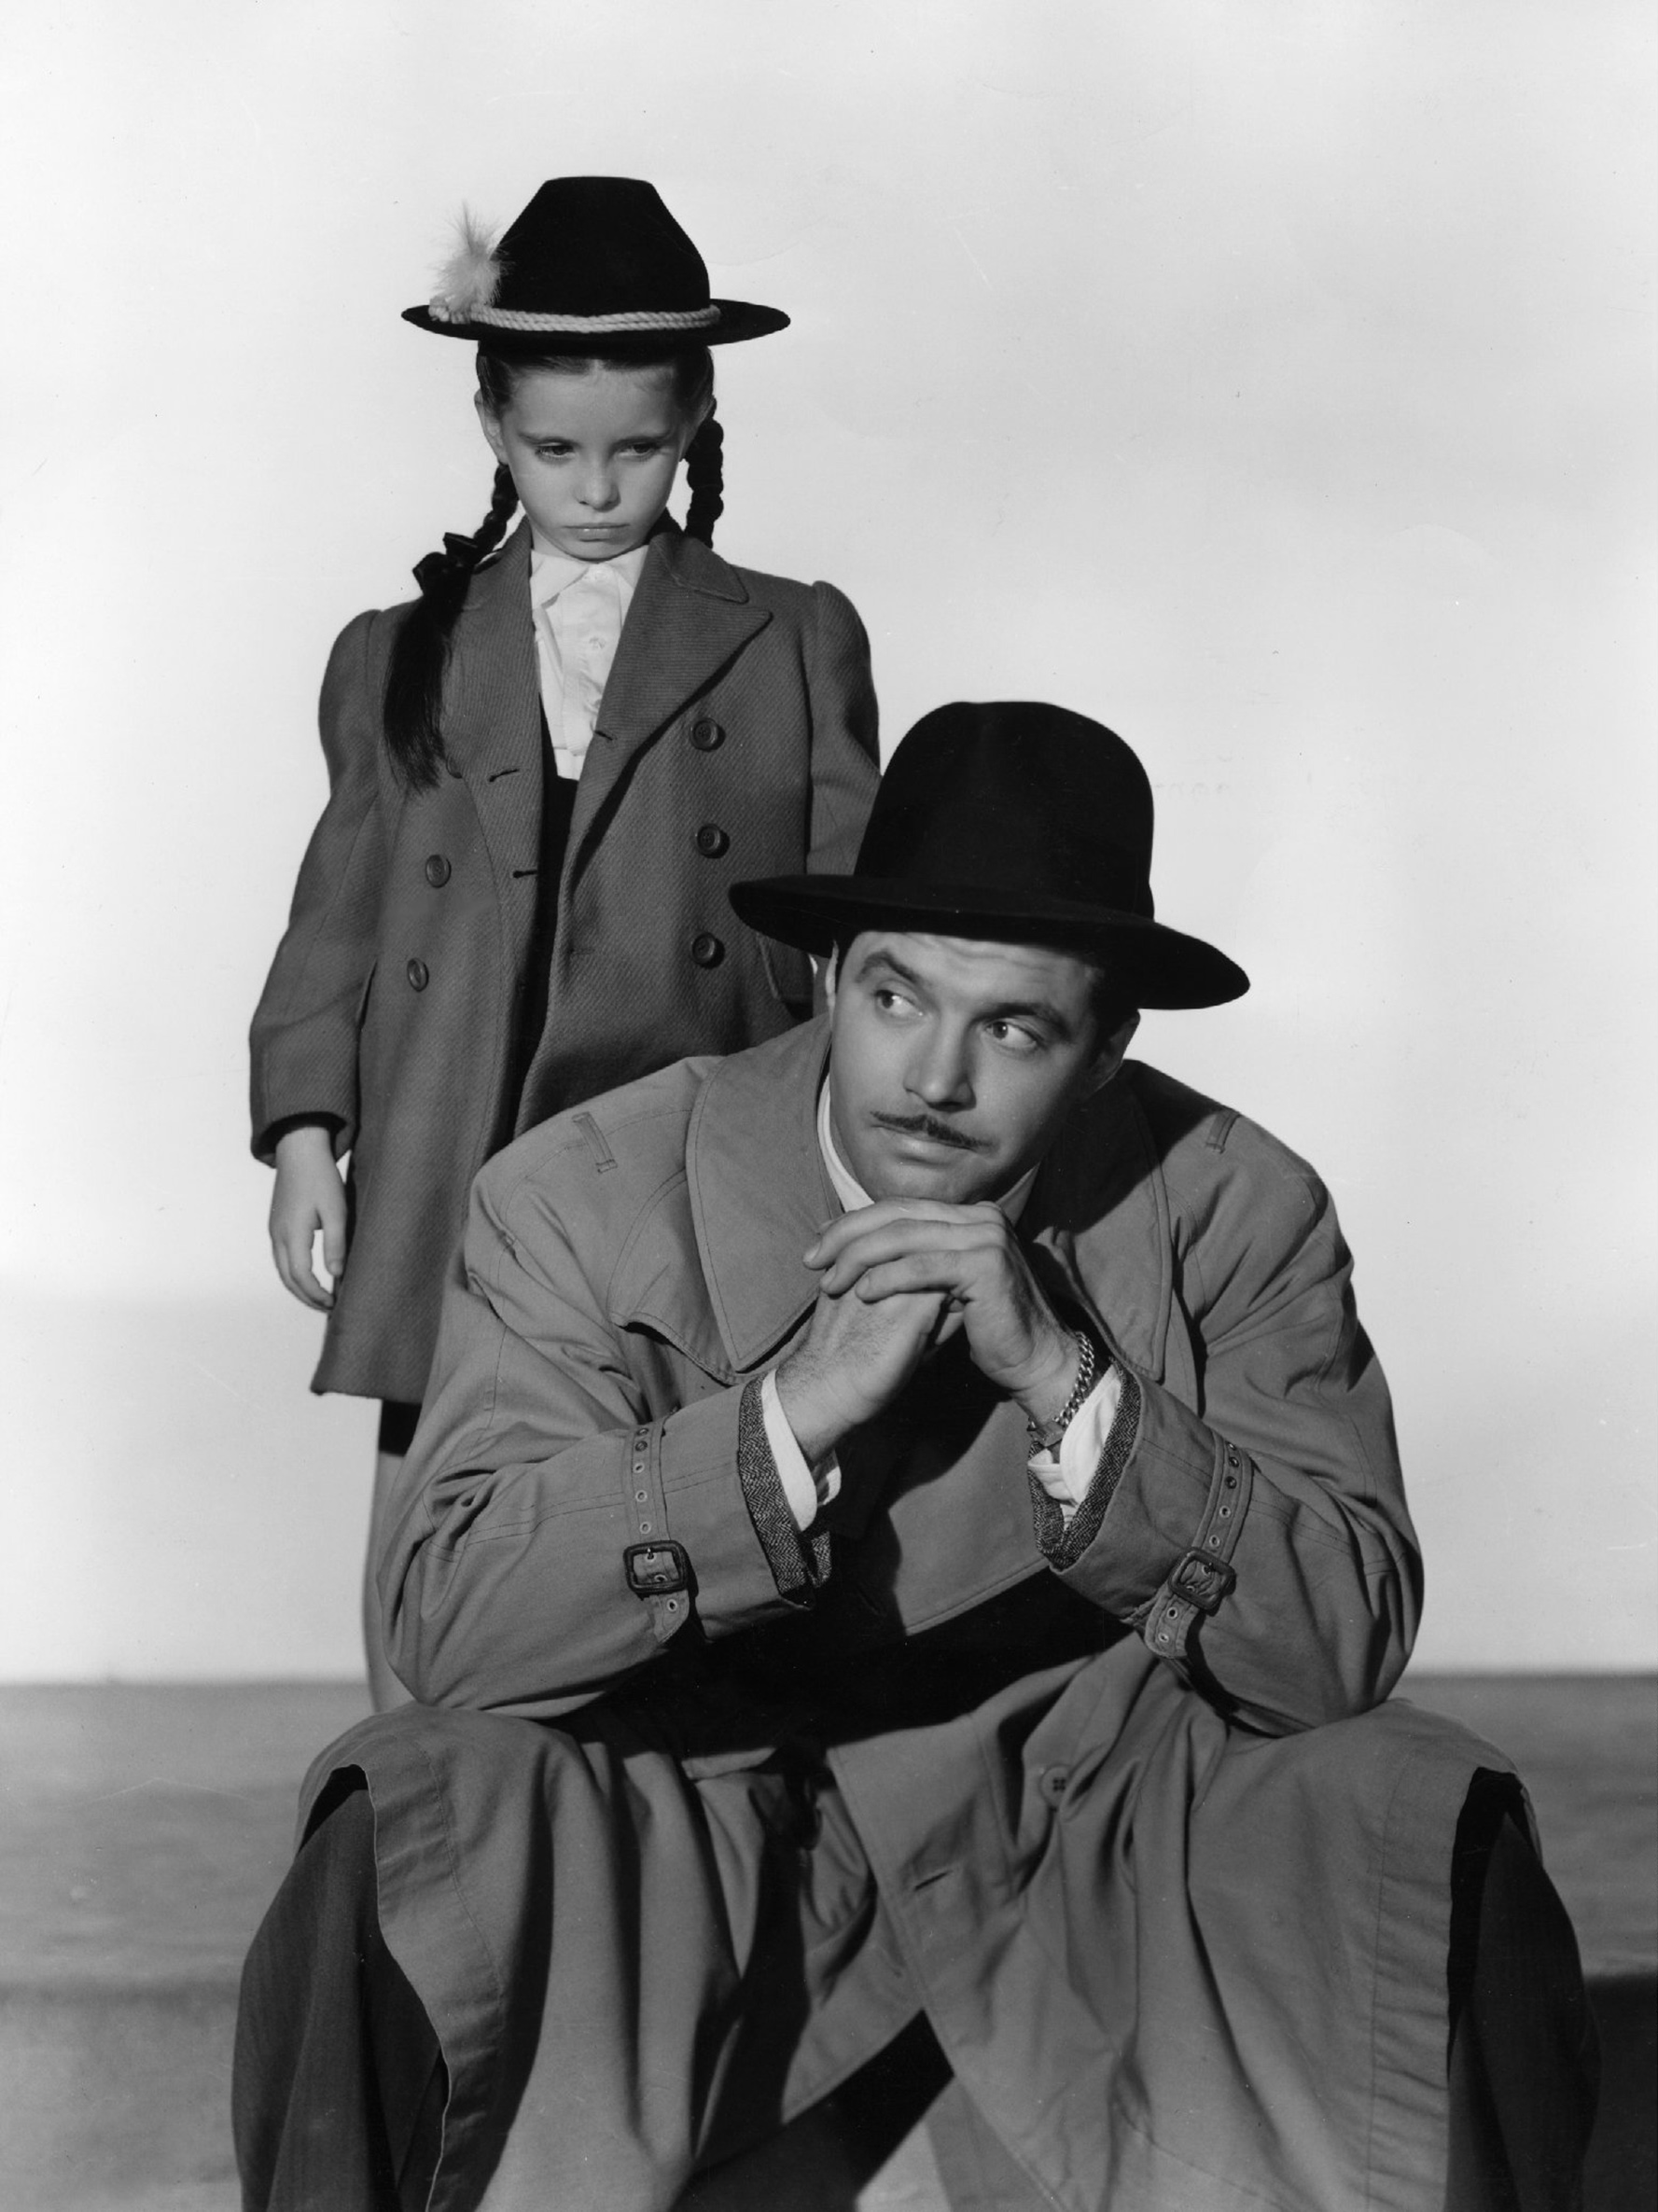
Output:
(825, 930), (1137, 1204)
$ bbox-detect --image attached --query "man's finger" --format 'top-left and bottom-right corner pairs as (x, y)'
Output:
(850, 1251), (980, 1305)
(816, 1215), (1009, 1295)
(806, 1197), (999, 1265)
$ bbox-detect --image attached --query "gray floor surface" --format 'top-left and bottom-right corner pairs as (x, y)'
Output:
(0, 1676), (1651, 2211)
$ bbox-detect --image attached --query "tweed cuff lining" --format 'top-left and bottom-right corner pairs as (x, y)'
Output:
(1029, 1367), (1143, 1569)
(737, 1379), (830, 1605)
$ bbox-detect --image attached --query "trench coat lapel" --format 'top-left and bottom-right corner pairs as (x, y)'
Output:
(682, 1018), (838, 1372)
(679, 1021), (1175, 1386)
(1023, 1077), (1174, 1384)
(567, 525), (772, 871)
(444, 523), (543, 974)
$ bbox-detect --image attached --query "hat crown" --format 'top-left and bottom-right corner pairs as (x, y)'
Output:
(857, 702), (1157, 921)
(495, 176), (709, 317)
(727, 699), (1247, 1009)
(406, 175), (787, 346)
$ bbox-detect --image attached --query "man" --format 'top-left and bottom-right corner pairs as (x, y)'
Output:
(235, 704), (1595, 2211)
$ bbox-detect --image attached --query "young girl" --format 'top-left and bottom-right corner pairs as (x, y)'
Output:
(251, 177), (879, 1704)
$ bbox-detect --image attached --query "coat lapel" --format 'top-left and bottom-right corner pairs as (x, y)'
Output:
(683, 1018), (838, 1372)
(1023, 1073), (1174, 1383)
(444, 522), (544, 976)
(679, 1026), (1175, 1386)
(566, 524), (773, 870)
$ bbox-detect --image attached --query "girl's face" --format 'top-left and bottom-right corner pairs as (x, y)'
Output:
(477, 362), (704, 562)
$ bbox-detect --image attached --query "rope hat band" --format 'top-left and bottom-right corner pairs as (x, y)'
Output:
(405, 177), (787, 349)
(429, 302), (724, 334)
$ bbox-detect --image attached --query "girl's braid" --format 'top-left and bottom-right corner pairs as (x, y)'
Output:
(683, 406), (724, 547)
(386, 463), (521, 788)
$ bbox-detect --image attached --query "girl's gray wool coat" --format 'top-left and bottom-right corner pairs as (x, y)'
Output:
(250, 519), (880, 1405)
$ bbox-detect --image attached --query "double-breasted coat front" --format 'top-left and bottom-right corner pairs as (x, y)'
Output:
(249, 521), (879, 1404)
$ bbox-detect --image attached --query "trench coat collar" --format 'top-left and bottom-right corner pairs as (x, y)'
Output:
(685, 1018), (839, 1372)
(683, 1017), (1174, 1383)
(1020, 1074), (1175, 1382)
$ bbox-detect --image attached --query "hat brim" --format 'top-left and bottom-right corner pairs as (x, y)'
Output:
(401, 300), (789, 348)
(729, 877), (1249, 1009)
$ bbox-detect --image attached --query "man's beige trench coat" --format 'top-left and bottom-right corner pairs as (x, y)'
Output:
(248, 522), (878, 1403)
(307, 1019), (1520, 2211)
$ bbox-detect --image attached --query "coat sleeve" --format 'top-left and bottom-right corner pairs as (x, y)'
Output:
(802, 582), (880, 874)
(1038, 1125), (1421, 1737)
(378, 1163), (823, 1717)
(248, 610), (391, 1162)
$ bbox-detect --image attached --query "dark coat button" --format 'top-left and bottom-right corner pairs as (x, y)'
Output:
(694, 823), (730, 858)
(406, 958), (429, 991)
(424, 854), (452, 888)
(1037, 1765), (1070, 1806)
(689, 718), (724, 752)
(690, 932), (724, 968)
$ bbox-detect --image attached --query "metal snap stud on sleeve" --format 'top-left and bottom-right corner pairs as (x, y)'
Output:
(689, 718), (724, 752)
(690, 932), (725, 968)
(424, 855), (452, 887)
(694, 823), (730, 857)
(405, 958), (429, 991)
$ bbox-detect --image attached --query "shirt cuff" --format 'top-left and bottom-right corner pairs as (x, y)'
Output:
(759, 1369), (843, 1532)
(1027, 1369), (1125, 1519)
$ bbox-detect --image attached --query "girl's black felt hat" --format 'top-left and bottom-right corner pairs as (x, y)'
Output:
(403, 176), (788, 351)
(730, 702), (1249, 1009)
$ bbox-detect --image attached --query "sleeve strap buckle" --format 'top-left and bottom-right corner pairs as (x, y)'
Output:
(624, 1541), (690, 1598)
(1168, 1548), (1238, 1617)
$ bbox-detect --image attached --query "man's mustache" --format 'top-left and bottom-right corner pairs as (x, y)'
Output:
(870, 1111), (985, 1152)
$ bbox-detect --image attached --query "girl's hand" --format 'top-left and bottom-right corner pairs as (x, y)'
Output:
(270, 1123), (349, 1311)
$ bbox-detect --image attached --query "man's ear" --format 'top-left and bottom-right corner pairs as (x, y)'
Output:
(822, 945), (841, 1019)
(1086, 1009), (1140, 1094)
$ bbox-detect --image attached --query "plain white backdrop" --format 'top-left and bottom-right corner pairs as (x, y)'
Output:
(0, 0), (1651, 1676)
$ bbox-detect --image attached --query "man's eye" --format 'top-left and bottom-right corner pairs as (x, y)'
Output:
(873, 988), (918, 1016)
(987, 1022), (1041, 1054)
(535, 444), (573, 459)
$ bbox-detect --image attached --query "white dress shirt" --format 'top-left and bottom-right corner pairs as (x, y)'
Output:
(759, 1087), (1123, 1530)
(529, 541), (648, 781)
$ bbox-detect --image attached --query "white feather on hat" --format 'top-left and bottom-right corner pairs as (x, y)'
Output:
(426, 208), (502, 326)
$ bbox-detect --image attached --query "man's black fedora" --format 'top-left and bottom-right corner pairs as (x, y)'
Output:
(731, 702), (1248, 1009)
(403, 177), (788, 351)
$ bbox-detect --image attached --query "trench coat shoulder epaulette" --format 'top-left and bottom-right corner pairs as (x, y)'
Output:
(467, 1052), (719, 1259)
(1117, 1060), (1352, 1390)
(461, 1050), (738, 1379)
(1123, 1061), (1329, 1215)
